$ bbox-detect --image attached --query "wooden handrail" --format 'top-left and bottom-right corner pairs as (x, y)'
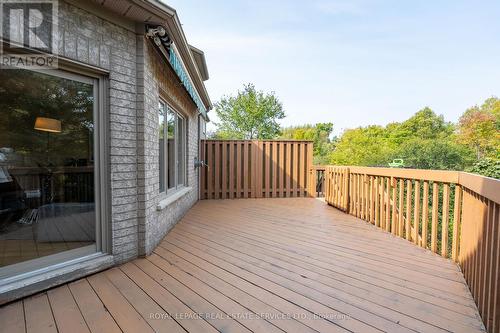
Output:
(316, 165), (500, 332)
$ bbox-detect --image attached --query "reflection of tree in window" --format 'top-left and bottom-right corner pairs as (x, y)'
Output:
(177, 115), (185, 185)
(167, 108), (176, 190)
(159, 102), (165, 192)
(0, 68), (96, 268)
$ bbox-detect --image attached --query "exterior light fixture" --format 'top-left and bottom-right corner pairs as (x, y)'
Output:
(146, 25), (172, 49)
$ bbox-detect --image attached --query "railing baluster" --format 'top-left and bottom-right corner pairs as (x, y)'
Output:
(405, 180), (412, 241)
(386, 177), (391, 232)
(380, 177), (386, 229)
(391, 177), (397, 234)
(451, 185), (462, 262)
(441, 183), (450, 257)
(413, 180), (421, 245)
(375, 177), (380, 227)
(398, 179), (404, 237)
(422, 181), (429, 249)
(431, 182), (439, 253)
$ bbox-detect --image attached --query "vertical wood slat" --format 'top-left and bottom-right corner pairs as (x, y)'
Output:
(221, 141), (227, 199)
(369, 176), (375, 224)
(474, 195), (486, 307)
(229, 142), (234, 199)
(200, 141), (206, 199)
(365, 175), (370, 220)
(398, 179), (404, 237)
(479, 199), (491, 321)
(374, 177), (380, 227)
(431, 182), (439, 253)
(451, 185), (462, 261)
(490, 204), (499, 332)
(380, 177), (385, 229)
(272, 142), (278, 197)
(391, 178), (397, 234)
(264, 142), (271, 197)
(405, 180), (412, 241)
(280, 142), (285, 197)
(361, 175), (366, 220)
(243, 142), (249, 198)
(441, 183), (450, 257)
(285, 143), (292, 197)
(413, 180), (421, 245)
(256, 141), (263, 198)
(385, 178), (391, 232)
(207, 142), (213, 199)
(214, 142), (220, 199)
(293, 143), (299, 197)
(236, 142), (242, 198)
(422, 181), (429, 249)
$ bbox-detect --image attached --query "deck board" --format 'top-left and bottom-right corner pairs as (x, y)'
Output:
(0, 198), (486, 332)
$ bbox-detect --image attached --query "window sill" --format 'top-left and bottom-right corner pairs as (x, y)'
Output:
(157, 187), (193, 211)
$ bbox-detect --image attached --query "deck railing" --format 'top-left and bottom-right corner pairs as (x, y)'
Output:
(200, 140), (314, 199)
(317, 165), (500, 332)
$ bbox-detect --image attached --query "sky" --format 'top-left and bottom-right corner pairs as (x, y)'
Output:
(166, 0), (500, 135)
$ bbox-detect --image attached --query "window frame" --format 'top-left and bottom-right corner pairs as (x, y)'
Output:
(158, 100), (188, 196)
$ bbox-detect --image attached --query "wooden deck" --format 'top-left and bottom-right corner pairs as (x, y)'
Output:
(0, 198), (486, 333)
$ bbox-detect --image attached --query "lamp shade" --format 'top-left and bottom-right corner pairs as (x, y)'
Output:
(34, 117), (61, 133)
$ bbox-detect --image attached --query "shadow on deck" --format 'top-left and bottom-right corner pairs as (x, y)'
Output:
(0, 198), (486, 333)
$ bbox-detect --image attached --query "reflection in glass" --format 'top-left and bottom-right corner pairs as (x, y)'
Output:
(177, 116), (185, 185)
(167, 108), (176, 190)
(0, 69), (96, 268)
(158, 102), (165, 193)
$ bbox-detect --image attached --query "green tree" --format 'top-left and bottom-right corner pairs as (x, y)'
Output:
(457, 97), (500, 159)
(213, 84), (285, 139)
(329, 125), (393, 166)
(328, 107), (475, 170)
(280, 123), (334, 164)
(391, 138), (474, 170)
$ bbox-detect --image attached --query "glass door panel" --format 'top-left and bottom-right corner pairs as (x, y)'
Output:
(0, 68), (96, 269)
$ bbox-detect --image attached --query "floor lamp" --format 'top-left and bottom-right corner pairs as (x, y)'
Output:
(34, 117), (61, 204)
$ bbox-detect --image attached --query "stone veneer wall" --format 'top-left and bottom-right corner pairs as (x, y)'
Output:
(57, 1), (139, 263)
(137, 40), (200, 255)
(57, 1), (200, 261)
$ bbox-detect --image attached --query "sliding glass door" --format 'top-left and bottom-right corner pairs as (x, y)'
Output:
(0, 68), (100, 276)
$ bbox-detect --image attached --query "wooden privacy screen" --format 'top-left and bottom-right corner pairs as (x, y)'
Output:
(321, 166), (500, 333)
(200, 140), (313, 199)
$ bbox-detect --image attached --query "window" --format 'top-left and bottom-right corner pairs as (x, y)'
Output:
(0, 68), (101, 273)
(158, 101), (187, 193)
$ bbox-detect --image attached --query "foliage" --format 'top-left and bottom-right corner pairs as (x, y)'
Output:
(212, 83), (285, 139)
(279, 123), (334, 164)
(210, 88), (499, 178)
(329, 107), (479, 171)
(466, 158), (500, 179)
(457, 97), (500, 159)
(0, 69), (94, 167)
(391, 138), (475, 170)
(329, 125), (393, 166)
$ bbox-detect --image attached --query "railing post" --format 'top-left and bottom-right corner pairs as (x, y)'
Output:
(308, 167), (317, 198)
(344, 168), (350, 212)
